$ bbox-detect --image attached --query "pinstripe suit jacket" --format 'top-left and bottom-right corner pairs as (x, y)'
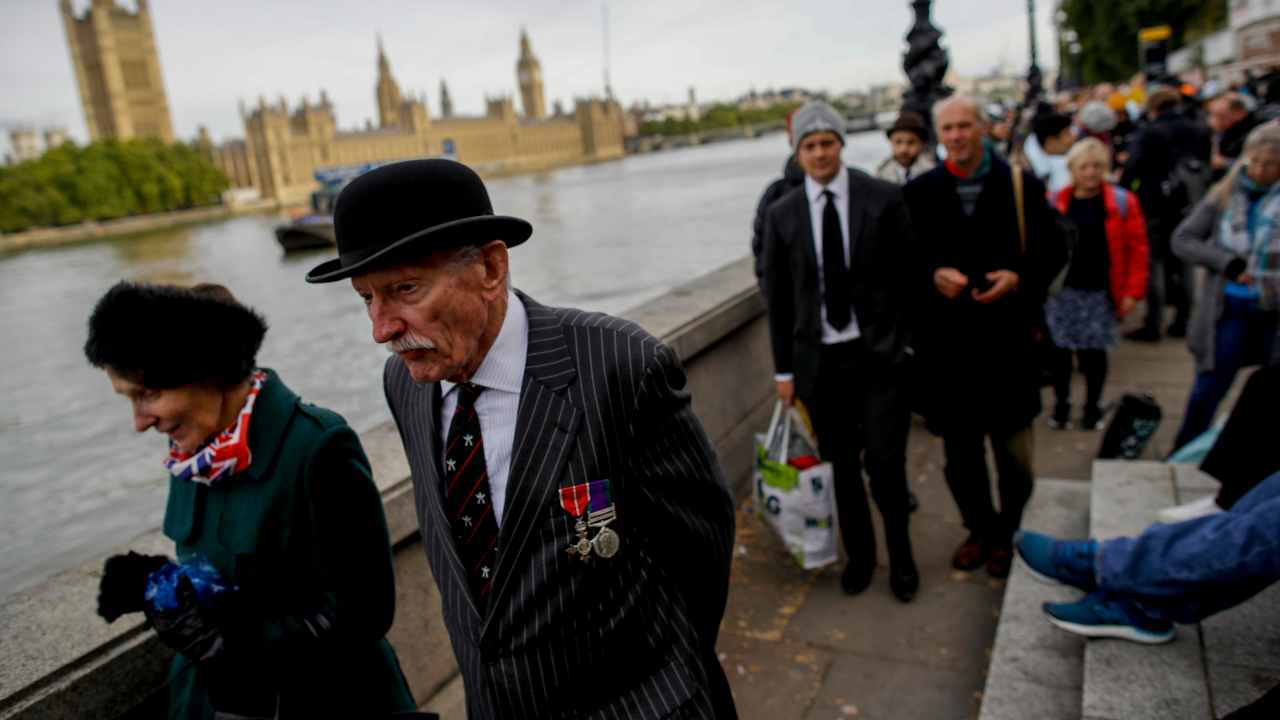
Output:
(383, 291), (737, 719)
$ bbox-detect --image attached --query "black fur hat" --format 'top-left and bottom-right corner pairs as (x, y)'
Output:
(84, 281), (268, 389)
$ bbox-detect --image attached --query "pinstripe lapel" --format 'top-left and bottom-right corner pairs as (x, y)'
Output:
(411, 378), (482, 618)
(482, 293), (581, 634)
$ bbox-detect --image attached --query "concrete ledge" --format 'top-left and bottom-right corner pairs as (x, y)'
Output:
(0, 255), (772, 718)
(1083, 461), (1210, 720)
(979, 479), (1090, 720)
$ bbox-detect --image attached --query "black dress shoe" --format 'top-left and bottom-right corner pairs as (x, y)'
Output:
(1166, 320), (1187, 338)
(840, 563), (874, 596)
(889, 559), (919, 602)
(1124, 327), (1162, 343)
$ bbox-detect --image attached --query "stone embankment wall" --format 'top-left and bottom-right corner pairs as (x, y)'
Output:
(0, 200), (278, 256)
(0, 256), (773, 718)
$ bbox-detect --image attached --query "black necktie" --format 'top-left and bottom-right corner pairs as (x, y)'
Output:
(443, 383), (499, 609)
(821, 189), (851, 330)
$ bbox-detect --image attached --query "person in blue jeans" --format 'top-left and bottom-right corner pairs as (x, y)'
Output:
(1170, 122), (1280, 453)
(1015, 470), (1280, 645)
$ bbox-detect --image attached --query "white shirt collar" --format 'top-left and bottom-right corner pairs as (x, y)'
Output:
(440, 290), (527, 397)
(804, 165), (849, 205)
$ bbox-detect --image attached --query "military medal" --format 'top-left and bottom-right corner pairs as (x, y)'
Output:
(586, 479), (622, 559)
(560, 483), (593, 560)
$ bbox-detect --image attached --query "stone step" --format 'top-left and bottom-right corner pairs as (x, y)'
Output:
(979, 478), (1090, 720)
(1171, 464), (1280, 718)
(1083, 460), (1210, 720)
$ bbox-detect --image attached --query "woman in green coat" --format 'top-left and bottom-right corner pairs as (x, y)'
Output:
(85, 281), (416, 719)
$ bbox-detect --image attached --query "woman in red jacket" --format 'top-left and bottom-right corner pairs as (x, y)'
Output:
(1047, 137), (1150, 430)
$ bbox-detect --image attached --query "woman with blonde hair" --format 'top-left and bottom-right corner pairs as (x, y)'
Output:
(1170, 121), (1280, 452)
(1047, 137), (1150, 430)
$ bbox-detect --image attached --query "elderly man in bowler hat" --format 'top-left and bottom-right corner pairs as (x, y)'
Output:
(306, 159), (737, 719)
(876, 111), (936, 185)
(759, 100), (921, 602)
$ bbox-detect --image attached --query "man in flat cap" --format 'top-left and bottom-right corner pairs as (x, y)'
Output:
(759, 99), (921, 603)
(306, 159), (736, 719)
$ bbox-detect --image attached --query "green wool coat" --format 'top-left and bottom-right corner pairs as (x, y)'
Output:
(161, 369), (415, 719)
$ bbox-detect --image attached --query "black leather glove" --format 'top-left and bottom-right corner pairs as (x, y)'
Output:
(147, 575), (226, 662)
(1225, 257), (1248, 282)
(97, 551), (169, 623)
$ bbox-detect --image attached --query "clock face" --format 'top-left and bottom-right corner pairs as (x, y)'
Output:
(519, 70), (529, 84)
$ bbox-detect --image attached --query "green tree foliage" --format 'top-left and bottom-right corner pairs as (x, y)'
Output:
(639, 101), (801, 137)
(1060, 0), (1227, 84)
(0, 138), (229, 233)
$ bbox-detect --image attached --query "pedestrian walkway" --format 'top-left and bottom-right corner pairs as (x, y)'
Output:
(717, 332), (1209, 720)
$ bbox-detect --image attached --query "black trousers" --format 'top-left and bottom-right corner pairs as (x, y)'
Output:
(1050, 347), (1108, 409)
(941, 424), (1035, 547)
(1201, 366), (1280, 509)
(1141, 222), (1192, 332)
(800, 340), (911, 570)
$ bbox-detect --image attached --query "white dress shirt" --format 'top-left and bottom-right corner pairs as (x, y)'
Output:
(438, 290), (526, 528)
(804, 166), (862, 345)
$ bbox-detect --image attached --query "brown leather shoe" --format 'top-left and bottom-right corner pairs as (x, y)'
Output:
(951, 535), (988, 571)
(986, 544), (1013, 579)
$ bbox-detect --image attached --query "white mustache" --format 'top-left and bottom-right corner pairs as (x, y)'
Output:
(386, 333), (437, 354)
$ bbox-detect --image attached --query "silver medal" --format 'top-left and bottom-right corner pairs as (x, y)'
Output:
(591, 526), (620, 558)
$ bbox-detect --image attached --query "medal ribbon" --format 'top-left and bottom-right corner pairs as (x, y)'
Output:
(587, 479), (612, 513)
(558, 483), (589, 518)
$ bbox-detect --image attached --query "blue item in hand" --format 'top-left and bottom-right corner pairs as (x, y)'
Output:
(144, 555), (236, 613)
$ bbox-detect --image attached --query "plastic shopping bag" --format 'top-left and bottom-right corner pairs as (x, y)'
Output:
(753, 400), (837, 570)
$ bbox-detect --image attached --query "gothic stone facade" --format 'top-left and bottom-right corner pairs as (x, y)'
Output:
(213, 33), (624, 204)
(60, 0), (175, 143)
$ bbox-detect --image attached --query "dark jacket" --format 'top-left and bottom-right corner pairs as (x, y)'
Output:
(383, 293), (737, 720)
(163, 369), (414, 719)
(759, 166), (918, 400)
(1216, 112), (1262, 182)
(902, 155), (1068, 433)
(1120, 110), (1212, 236)
(751, 156), (805, 279)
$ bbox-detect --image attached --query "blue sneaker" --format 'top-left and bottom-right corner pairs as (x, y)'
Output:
(1014, 530), (1098, 591)
(1044, 592), (1175, 644)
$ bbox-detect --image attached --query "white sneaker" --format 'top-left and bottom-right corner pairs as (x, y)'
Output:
(1156, 495), (1223, 524)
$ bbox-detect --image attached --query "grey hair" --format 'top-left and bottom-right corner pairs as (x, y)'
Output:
(1211, 120), (1280, 208)
(447, 243), (513, 289)
(932, 94), (988, 126)
(1065, 137), (1111, 173)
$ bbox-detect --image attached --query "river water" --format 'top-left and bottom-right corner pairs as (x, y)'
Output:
(0, 131), (888, 597)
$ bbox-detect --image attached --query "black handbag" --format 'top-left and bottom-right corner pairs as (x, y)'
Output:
(1097, 393), (1162, 459)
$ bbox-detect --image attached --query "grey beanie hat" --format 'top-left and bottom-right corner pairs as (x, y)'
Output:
(1078, 100), (1117, 133)
(792, 100), (845, 150)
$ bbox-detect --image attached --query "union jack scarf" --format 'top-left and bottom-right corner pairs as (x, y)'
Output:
(164, 370), (267, 485)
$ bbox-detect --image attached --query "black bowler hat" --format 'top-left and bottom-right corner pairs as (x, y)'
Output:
(305, 159), (532, 283)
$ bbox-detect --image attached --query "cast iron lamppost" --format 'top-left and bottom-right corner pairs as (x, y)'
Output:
(1025, 0), (1044, 106)
(901, 0), (952, 142)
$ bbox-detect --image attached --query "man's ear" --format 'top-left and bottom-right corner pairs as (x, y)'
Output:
(479, 240), (509, 296)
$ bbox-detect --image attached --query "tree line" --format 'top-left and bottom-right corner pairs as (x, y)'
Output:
(0, 139), (229, 234)
(1059, 0), (1227, 85)
(639, 101), (802, 138)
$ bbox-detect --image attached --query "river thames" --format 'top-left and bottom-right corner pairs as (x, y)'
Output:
(0, 130), (888, 597)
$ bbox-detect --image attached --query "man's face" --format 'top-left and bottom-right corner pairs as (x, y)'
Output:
(1208, 98), (1246, 134)
(1043, 127), (1076, 156)
(936, 103), (985, 168)
(352, 243), (508, 384)
(796, 131), (843, 184)
(889, 130), (924, 168)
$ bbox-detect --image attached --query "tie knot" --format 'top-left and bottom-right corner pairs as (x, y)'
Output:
(458, 382), (484, 406)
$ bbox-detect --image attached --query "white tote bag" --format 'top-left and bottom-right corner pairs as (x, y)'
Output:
(753, 401), (838, 570)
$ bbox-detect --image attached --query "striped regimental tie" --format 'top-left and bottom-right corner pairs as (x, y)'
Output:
(443, 382), (499, 608)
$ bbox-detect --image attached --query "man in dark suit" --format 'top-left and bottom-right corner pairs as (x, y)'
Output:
(759, 100), (920, 602)
(306, 159), (737, 719)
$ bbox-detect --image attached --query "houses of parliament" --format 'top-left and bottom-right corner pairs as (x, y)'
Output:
(61, 0), (627, 204)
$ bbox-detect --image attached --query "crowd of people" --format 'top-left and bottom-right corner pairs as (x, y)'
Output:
(77, 71), (1280, 718)
(751, 78), (1278, 716)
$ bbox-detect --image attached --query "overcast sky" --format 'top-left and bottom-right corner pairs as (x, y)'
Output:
(2, 0), (1058, 156)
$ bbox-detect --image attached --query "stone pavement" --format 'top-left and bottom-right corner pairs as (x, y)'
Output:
(717, 329), (1215, 720)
